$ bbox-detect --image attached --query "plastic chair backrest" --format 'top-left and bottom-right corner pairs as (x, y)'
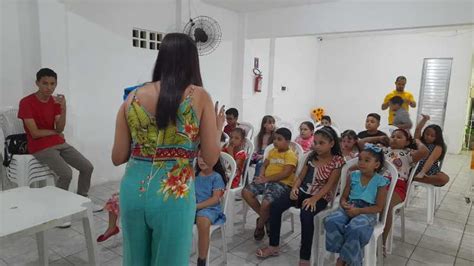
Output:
(290, 142), (304, 173)
(263, 142), (304, 162)
(331, 158), (358, 210)
(277, 121), (295, 137)
(380, 161), (399, 224)
(296, 152), (310, 177)
(239, 122), (254, 140)
(404, 162), (420, 203)
(239, 138), (254, 187)
(221, 132), (230, 147)
(219, 152), (237, 214)
(0, 107), (24, 137)
(263, 141), (304, 177)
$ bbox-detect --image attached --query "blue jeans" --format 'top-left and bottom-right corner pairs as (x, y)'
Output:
(324, 200), (377, 266)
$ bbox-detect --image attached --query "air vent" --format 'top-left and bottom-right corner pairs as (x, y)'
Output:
(132, 28), (164, 50)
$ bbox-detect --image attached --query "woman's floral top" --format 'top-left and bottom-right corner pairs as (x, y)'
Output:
(127, 86), (199, 200)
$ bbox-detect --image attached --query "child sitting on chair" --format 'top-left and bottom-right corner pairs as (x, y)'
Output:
(242, 128), (297, 241)
(295, 121), (315, 153)
(325, 144), (389, 266)
(341, 129), (360, 161)
(252, 115), (276, 176)
(413, 114), (449, 186)
(222, 127), (248, 188)
(194, 153), (228, 266)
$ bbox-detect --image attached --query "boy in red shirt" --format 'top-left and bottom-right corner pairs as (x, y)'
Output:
(223, 108), (239, 135)
(18, 68), (94, 197)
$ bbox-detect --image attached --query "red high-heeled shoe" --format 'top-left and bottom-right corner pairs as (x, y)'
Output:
(97, 226), (120, 242)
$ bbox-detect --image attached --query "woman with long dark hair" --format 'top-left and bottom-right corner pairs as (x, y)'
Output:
(112, 33), (224, 265)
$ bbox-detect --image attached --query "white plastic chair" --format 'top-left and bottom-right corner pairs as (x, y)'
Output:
(238, 122), (255, 140)
(364, 161), (398, 266)
(221, 132), (230, 148)
(407, 160), (444, 225)
(386, 162), (420, 254)
(321, 159), (399, 266)
(192, 152), (236, 266)
(226, 138), (254, 236)
(242, 141), (304, 226)
(276, 121), (295, 137)
(0, 107), (55, 187)
(409, 182), (440, 225)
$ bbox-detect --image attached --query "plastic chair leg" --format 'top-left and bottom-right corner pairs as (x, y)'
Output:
(427, 188), (435, 224)
(242, 202), (248, 226)
(377, 236), (384, 266)
(221, 225), (228, 265)
(226, 192), (235, 236)
(400, 207), (406, 242)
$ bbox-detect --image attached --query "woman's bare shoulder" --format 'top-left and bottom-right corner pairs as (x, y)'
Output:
(190, 85), (212, 104)
(189, 85), (212, 118)
(190, 85), (209, 98)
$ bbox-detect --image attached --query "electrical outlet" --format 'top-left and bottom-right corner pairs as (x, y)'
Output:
(281, 86), (287, 91)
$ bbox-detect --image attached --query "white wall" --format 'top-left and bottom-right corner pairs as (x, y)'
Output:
(241, 38), (271, 128)
(272, 36), (319, 128)
(241, 36), (319, 135)
(245, 1), (474, 38)
(1, 0), (241, 185)
(314, 28), (473, 153)
(1, 0), (42, 107)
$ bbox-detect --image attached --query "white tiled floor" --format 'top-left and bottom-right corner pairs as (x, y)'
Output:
(1, 152), (472, 265)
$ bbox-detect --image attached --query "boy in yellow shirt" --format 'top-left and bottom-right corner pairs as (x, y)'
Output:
(242, 127), (298, 241)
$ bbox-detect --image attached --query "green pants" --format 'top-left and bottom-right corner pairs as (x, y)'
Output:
(120, 158), (196, 265)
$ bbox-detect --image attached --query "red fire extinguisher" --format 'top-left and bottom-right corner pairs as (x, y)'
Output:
(253, 68), (262, 92)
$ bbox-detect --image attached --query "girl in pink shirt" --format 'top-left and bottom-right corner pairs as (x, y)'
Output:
(295, 121), (315, 153)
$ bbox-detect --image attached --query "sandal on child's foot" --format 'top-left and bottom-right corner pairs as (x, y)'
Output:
(256, 246), (279, 259)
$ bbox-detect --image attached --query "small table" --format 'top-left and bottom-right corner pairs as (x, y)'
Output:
(0, 186), (98, 265)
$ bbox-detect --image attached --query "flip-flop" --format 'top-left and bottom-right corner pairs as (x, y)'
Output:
(256, 247), (279, 258)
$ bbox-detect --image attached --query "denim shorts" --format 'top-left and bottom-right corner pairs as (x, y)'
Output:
(245, 181), (291, 203)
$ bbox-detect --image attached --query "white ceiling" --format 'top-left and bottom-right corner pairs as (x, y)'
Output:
(202, 0), (473, 13)
(202, 0), (335, 12)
